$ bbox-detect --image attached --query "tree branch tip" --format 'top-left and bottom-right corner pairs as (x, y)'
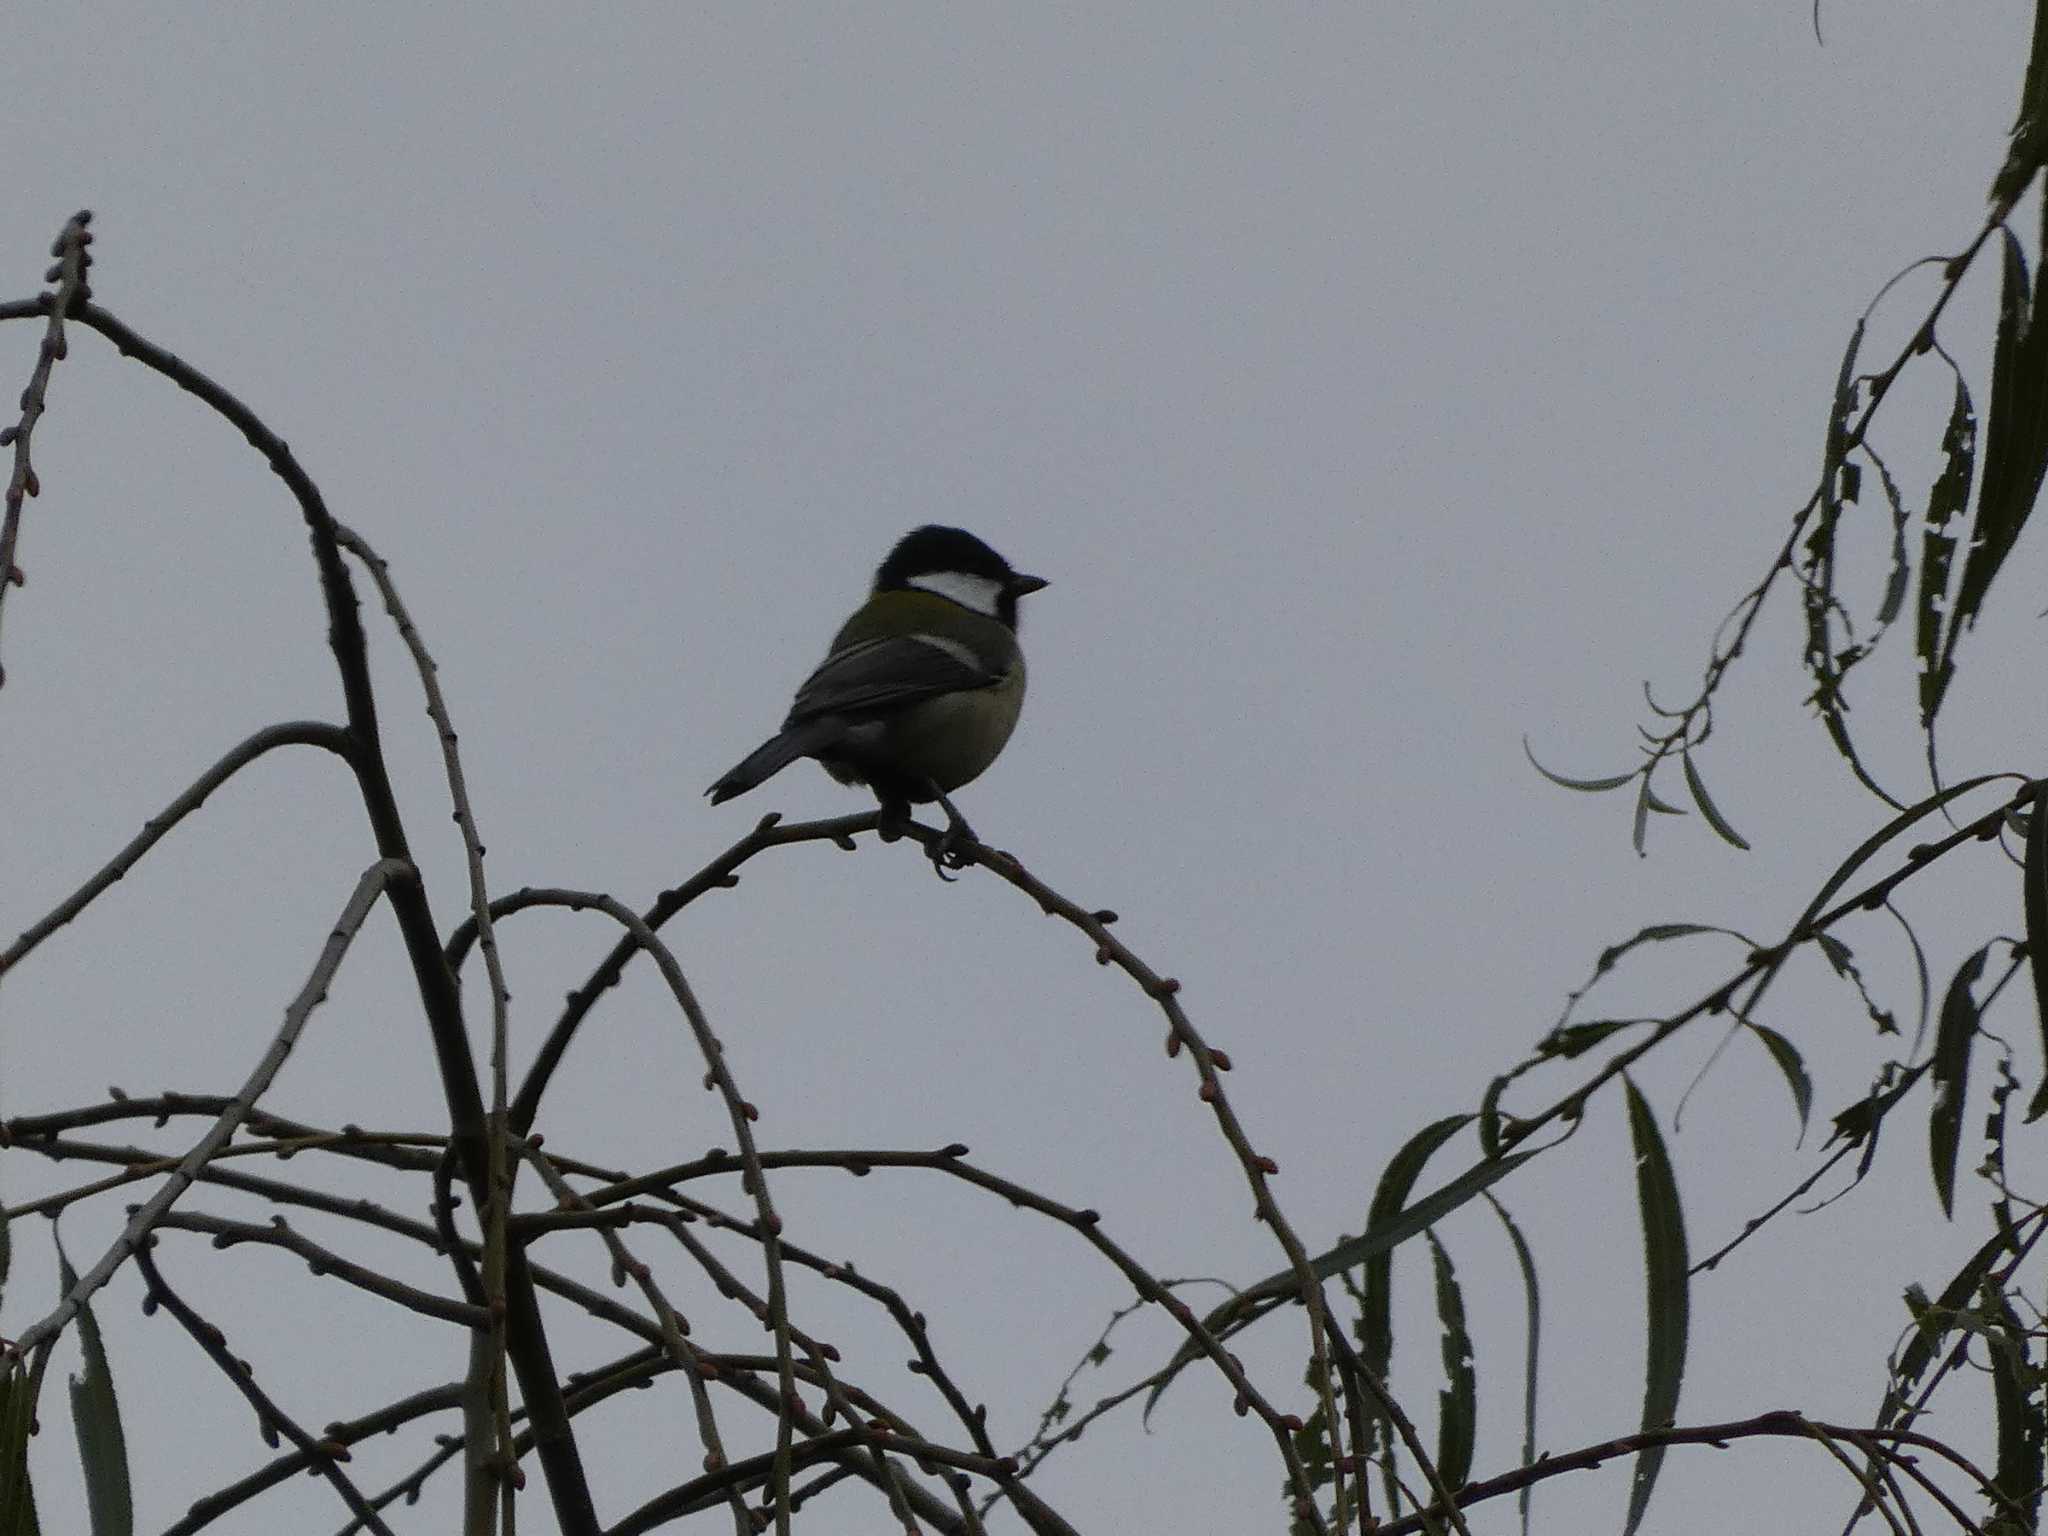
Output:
(1164, 1031), (1181, 1057)
(940, 1141), (969, 1157)
(754, 812), (783, 832)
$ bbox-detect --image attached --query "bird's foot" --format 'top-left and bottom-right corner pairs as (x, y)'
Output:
(926, 787), (977, 881)
(876, 800), (912, 843)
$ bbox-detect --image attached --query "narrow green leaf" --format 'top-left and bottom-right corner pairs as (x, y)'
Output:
(1357, 1115), (1472, 1383)
(1310, 1149), (1537, 1286)
(1986, 1294), (2045, 1532)
(2024, 787), (2048, 1122)
(1482, 1192), (1541, 1536)
(1869, 448), (1913, 625)
(1522, 738), (1635, 794)
(1621, 1076), (1688, 1536)
(1791, 777), (2009, 944)
(1743, 1022), (1813, 1141)
(1594, 922), (1753, 979)
(1680, 751), (1751, 851)
(1425, 1231), (1477, 1491)
(0, 1363), (40, 1536)
(1916, 371), (1978, 726)
(1827, 317), (1864, 472)
(1928, 946), (1989, 1219)
(1542, 1019), (1643, 1060)
(56, 1241), (131, 1536)
(1643, 785), (1686, 817)
(1829, 1060), (1930, 1151)
(1150, 1140), (1537, 1420)
(1631, 773), (1652, 857)
(1880, 1226), (2013, 1428)
(1944, 232), (2048, 715)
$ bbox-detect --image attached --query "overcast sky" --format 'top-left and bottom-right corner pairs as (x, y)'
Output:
(1, 7), (2040, 1534)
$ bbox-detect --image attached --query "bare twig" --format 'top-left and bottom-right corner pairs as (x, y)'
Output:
(1368, 1408), (2018, 1536)
(153, 1209), (487, 1327)
(9, 858), (407, 1357)
(517, 1140), (757, 1536)
(477, 811), (878, 1137)
(0, 209), (92, 686)
(0, 719), (353, 977)
(334, 521), (517, 1529)
(477, 887), (801, 1533)
(136, 1241), (400, 1536)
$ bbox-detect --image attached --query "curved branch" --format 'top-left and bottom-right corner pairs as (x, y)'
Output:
(483, 811), (877, 1136)
(1371, 1408), (2015, 1536)
(0, 210), (92, 686)
(0, 719), (352, 977)
(136, 1243), (398, 1536)
(9, 858), (407, 1357)
(32, 296), (598, 1536)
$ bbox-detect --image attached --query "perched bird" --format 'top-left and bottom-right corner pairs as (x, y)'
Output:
(707, 525), (1047, 874)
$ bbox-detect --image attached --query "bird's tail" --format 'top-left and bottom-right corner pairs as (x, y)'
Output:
(706, 719), (843, 804)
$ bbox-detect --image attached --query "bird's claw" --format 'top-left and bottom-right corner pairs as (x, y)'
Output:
(926, 820), (976, 879)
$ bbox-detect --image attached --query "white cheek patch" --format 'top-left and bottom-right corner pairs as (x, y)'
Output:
(907, 571), (1005, 616)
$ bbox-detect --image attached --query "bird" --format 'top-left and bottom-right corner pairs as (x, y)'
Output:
(707, 525), (1047, 875)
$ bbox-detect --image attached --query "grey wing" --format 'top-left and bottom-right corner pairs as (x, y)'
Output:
(786, 634), (998, 723)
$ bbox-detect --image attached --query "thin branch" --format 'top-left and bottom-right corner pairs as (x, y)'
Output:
(482, 811), (877, 1136)
(8, 857), (407, 1357)
(0, 719), (353, 977)
(334, 521), (517, 1530)
(896, 829), (1373, 1534)
(0, 209), (92, 687)
(1369, 1409), (2018, 1536)
(166, 1378), (466, 1536)
(153, 1209), (488, 1327)
(4, 1121), (445, 1221)
(482, 888), (801, 1533)
(136, 1241), (399, 1536)
(516, 1141), (756, 1536)
(41, 295), (598, 1536)
(576, 1144), (1310, 1512)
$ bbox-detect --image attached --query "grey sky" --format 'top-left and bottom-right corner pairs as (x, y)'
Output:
(1, 7), (2038, 1532)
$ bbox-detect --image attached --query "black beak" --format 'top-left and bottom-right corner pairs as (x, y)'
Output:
(1009, 573), (1049, 597)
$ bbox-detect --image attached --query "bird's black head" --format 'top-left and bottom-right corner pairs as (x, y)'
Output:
(874, 525), (1048, 628)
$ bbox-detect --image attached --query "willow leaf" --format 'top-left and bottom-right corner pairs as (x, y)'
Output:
(1622, 1076), (1689, 1536)
(1425, 1231), (1477, 1491)
(1743, 1022), (1813, 1141)
(1929, 946), (1989, 1218)
(1916, 372), (1978, 725)
(56, 1240), (131, 1536)
(2026, 788), (2048, 1121)
(1680, 751), (1751, 851)
(1483, 1192), (1541, 1536)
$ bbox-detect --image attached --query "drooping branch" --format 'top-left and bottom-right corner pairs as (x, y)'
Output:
(9, 858), (408, 1359)
(0, 208), (92, 687)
